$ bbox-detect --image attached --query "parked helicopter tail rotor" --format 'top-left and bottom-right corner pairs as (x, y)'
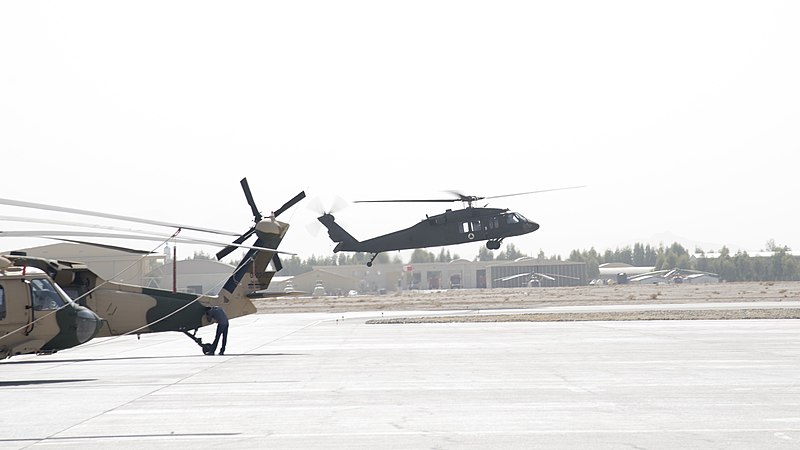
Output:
(240, 177), (262, 222)
(215, 178), (306, 262)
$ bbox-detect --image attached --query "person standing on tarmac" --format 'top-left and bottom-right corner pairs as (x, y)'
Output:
(205, 306), (229, 355)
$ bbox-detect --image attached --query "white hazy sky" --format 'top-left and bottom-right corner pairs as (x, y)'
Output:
(2, 1), (799, 262)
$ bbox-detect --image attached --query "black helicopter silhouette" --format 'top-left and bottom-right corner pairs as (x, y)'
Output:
(317, 186), (584, 266)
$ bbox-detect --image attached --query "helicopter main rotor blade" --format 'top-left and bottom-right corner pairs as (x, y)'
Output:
(0, 197), (240, 236)
(483, 185), (587, 200)
(354, 186), (587, 204)
(354, 198), (458, 204)
(0, 230), (295, 255)
(240, 178), (262, 221)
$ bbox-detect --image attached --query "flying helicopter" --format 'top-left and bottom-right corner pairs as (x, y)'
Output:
(0, 178), (304, 357)
(317, 186), (584, 267)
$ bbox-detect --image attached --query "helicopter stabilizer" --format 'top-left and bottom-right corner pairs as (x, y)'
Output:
(317, 213), (359, 252)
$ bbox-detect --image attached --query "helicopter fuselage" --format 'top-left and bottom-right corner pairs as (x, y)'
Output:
(324, 207), (539, 254)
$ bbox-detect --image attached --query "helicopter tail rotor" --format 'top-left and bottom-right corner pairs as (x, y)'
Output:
(305, 194), (350, 237)
(215, 178), (305, 262)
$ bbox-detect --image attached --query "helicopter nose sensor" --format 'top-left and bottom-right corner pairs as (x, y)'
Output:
(74, 306), (103, 344)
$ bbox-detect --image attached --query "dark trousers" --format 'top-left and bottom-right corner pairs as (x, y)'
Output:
(211, 323), (229, 354)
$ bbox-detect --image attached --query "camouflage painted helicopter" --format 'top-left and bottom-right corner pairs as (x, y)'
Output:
(0, 255), (103, 359)
(0, 178), (304, 357)
(318, 187), (584, 266)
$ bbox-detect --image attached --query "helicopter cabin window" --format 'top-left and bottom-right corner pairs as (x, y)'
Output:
(461, 220), (482, 233)
(0, 286), (5, 320)
(488, 216), (500, 230)
(29, 278), (65, 311)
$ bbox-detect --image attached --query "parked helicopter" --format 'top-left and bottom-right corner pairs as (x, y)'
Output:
(0, 255), (103, 359)
(493, 271), (581, 287)
(317, 187), (584, 266)
(0, 178), (304, 357)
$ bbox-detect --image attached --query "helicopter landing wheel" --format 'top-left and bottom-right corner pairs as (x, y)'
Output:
(487, 240), (502, 250)
(366, 253), (379, 267)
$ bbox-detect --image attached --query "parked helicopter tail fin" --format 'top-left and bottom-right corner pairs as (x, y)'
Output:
(221, 217), (289, 301)
(317, 213), (359, 252)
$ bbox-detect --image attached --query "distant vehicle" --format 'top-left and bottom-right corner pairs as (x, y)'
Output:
(312, 280), (326, 297)
(318, 187), (584, 266)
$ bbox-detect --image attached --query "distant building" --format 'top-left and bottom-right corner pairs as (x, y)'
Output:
(144, 259), (235, 294)
(268, 258), (587, 294)
(13, 243), (165, 286)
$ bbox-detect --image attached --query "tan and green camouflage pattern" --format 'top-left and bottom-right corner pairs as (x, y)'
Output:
(2, 218), (288, 354)
(0, 259), (103, 359)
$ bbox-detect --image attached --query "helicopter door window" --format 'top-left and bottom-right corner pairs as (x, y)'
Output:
(0, 286), (5, 320)
(30, 278), (65, 311)
(461, 222), (470, 234)
(471, 220), (482, 231)
(489, 216), (500, 230)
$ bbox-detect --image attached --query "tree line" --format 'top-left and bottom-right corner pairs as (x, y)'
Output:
(196, 239), (800, 282)
(566, 240), (799, 282)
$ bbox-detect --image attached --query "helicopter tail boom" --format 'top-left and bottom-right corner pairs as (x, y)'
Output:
(317, 213), (359, 252)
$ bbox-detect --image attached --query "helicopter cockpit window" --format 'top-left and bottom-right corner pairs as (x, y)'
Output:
(0, 286), (5, 320)
(515, 213), (530, 223)
(506, 214), (520, 224)
(30, 278), (66, 311)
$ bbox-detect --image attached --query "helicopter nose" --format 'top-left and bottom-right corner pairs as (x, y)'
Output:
(74, 306), (103, 344)
(528, 221), (540, 232)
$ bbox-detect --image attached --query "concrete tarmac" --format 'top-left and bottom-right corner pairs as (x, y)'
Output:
(3, 306), (800, 449)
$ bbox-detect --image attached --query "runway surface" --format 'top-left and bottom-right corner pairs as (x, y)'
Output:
(3, 304), (800, 449)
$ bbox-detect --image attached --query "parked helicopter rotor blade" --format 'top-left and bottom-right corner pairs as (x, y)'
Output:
(0, 197), (241, 236)
(0, 230), (295, 255)
(50, 238), (153, 254)
(273, 191), (307, 218)
(533, 272), (557, 281)
(493, 273), (532, 282)
(240, 177), (262, 221)
(0, 215), (184, 237)
(535, 272), (581, 280)
(215, 226), (256, 260)
(272, 253), (283, 272)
